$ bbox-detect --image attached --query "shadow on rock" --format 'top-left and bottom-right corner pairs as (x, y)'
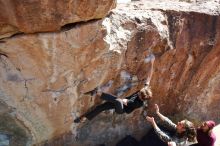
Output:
(116, 127), (167, 146)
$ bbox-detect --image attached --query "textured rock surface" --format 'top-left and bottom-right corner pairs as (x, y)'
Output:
(0, 0), (116, 39)
(0, 1), (220, 146)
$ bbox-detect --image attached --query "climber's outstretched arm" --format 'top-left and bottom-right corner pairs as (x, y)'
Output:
(146, 116), (172, 143)
(144, 54), (155, 86)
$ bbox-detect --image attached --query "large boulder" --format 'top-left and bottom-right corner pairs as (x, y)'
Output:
(0, 0), (116, 39)
(0, 1), (220, 145)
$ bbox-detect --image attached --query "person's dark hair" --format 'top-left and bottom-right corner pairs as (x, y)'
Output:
(182, 120), (197, 142)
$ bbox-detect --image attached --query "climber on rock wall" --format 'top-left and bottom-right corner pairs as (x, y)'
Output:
(73, 53), (155, 123)
(146, 104), (197, 146)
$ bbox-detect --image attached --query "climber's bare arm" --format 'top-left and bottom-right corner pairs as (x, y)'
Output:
(144, 54), (155, 86)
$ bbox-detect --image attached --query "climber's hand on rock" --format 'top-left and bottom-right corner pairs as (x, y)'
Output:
(144, 53), (155, 63)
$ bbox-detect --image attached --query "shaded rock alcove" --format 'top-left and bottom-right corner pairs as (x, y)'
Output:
(0, 101), (31, 146)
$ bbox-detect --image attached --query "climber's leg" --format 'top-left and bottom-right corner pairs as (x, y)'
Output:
(74, 102), (115, 123)
(100, 92), (117, 102)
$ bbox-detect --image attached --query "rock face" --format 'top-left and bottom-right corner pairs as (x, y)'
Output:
(0, 1), (220, 146)
(0, 0), (116, 39)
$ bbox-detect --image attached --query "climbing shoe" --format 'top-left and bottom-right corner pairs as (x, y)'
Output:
(74, 117), (81, 123)
(84, 87), (98, 96)
(74, 117), (87, 123)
